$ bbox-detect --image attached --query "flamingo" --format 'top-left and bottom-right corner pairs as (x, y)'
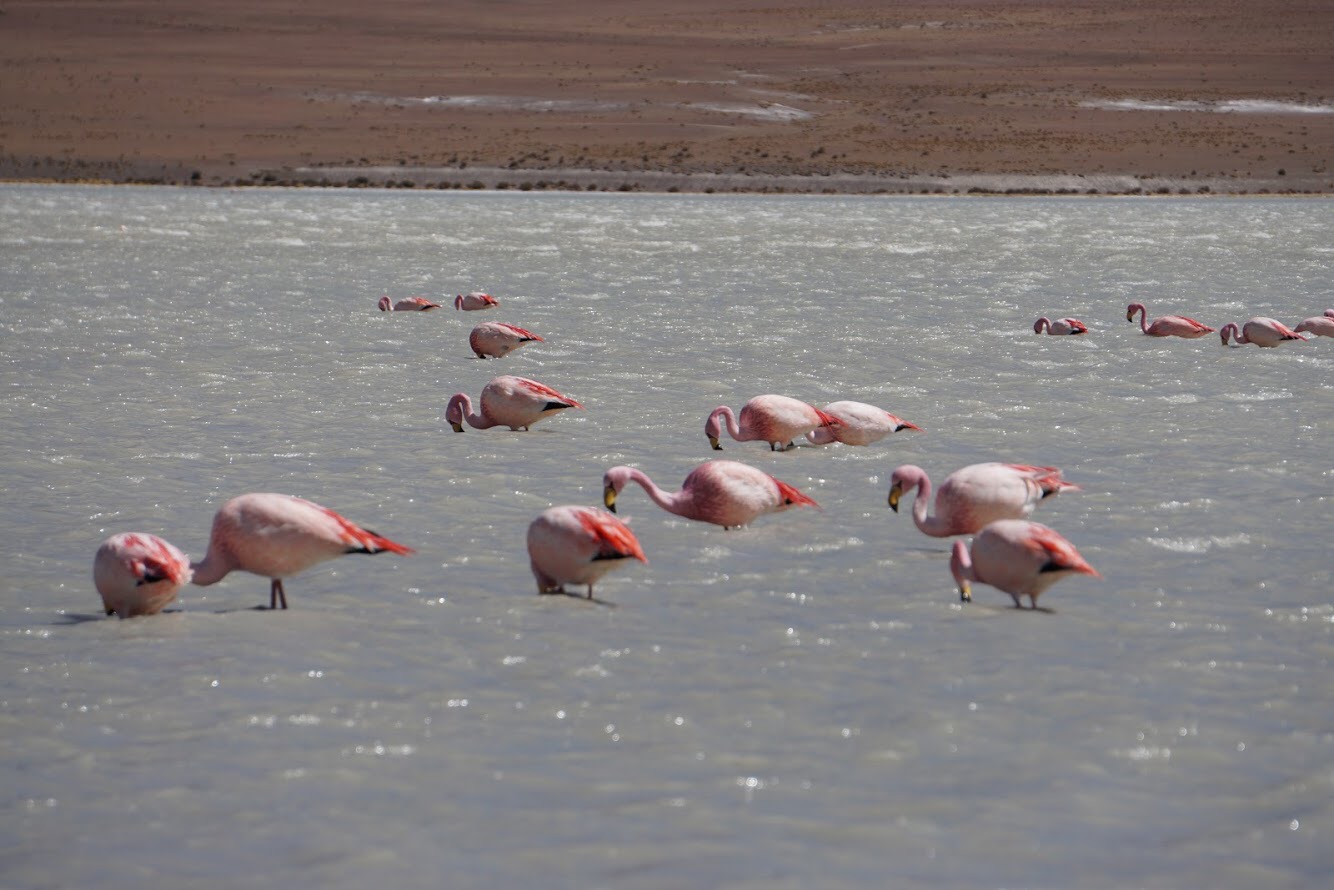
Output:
(93, 532), (192, 618)
(526, 505), (647, 598)
(603, 459), (819, 530)
(1294, 312), (1334, 338)
(469, 322), (544, 359)
(455, 292), (499, 311)
(950, 519), (1100, 608)
(806, 400), (922, 446)
(1033, 317), (1089, 335)
(190, 493), (414, 610)
(1125, 303), (1215, 338)
(378, 296), (441, 312)
(1218, 317), (1309, 347)
(446, 375), (583, 432)
(889, 462), (1080, 538)
(705, 395), (840, 451)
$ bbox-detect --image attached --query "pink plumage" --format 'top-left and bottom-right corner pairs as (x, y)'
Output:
(950, 519), (1100, 608)
(889, 462), (1079, 538)
(1294, 313), (1334, 338)
(806, 400), (922, 446)
(1033, 316), (1089, 335)
(1126, 302), (1215, 338)
(454, 292), (499, 311)
(705, 394), (840, 452)
(445, 375), (584, 431)
(93, 532), (192, 618)
(469, 322), (544, 358)
(190, 493), (413, 610)
(1219, 316), (1309, 347)
(603, 459), (819, 530)
(526, 505), (647, 598)
(378, 295), (441, 311)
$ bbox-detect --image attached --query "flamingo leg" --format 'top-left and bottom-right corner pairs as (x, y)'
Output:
(270, 579), (288, 610)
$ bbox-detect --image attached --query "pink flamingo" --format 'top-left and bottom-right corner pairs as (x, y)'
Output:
(806, 400), (922, 446)
(603, 459), (819, 530)
(455, 292), (499, 311)
(378, 295), (441, 312)
(705, 395), (841, 452)
(93, 532), (192, 618)
(526, 505), (647, 598)
(190, 493), (414, 610)
(950, 519), (1100, 608)
(889, 462), (1080, 538)
(1294, 311), (1334, 338)
(469, 322), (544, 359)
(446, 375), (584, 432)
(1218, 317), (1309, 347)
(1033, 316), (1089, 335)
(1125, 302), (1215, 338)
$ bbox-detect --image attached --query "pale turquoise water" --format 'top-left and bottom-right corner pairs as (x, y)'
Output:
(2, 186), (1331, 888)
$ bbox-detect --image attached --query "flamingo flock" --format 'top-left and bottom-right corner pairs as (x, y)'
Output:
(95, 290), (1327, 615)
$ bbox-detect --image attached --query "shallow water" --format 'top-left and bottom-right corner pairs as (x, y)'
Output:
(2, 185), (1331, 888)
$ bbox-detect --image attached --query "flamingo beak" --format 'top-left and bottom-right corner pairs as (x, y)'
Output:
(888, 483), (903, 512)
(449, 420), (465, 433)
(708, 436), (722, 451)
(603, 484), (618, 513)
(1125, 308), (1135, 322)
(959, 580), (972, 603)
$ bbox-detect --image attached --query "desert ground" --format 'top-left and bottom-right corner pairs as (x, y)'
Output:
(2, 0), (1331, 194)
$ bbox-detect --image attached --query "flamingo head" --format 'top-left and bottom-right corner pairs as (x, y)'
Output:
(378, 296), (392, 311)
(444, 394), (469, 432)
(1218, 323), (1239, 346)
(704, 408), (726, 450)
(602, 466), (632, 513)
(887, 465), (925, 513)
(949, 540), (973, 603)
(1125, 303), (1145, 323)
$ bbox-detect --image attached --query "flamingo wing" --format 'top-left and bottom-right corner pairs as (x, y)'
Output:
(1023, 524), (1100, 577)
(515, 377), (583, 409)
(574, 509), (647, 562)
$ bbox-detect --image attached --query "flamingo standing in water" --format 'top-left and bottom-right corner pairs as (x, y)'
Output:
(378, 296), (441, 312)
(705, 395), (840, 451)
(1125, 303), (1215, 338)
(1218, 317), (1309, 347)
(889, 462), (1080, 538)
(1033, 317), (1089, 335)
(950, 519), (1100, 608)
(526, 505), (647, 598)
(603, 460), (819, 530)
(805, 400), (922, 446)
(446, 375), (583, 431)
(1294, 310), (1334, 338)
(190, 493), (414, 610)
(93, 532), (192, 618)
(469, 322), (544, 359)
(455, 292), (499, 311)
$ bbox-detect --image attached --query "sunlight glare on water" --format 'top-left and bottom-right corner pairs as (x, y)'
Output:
(1, 186), (1331, 888)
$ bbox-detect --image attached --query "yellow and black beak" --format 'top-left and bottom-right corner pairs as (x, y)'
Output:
(708, 436), (722, 451)
(958, 580), (972, 603)
(888, 482), (903, 513)
(603, 483), (618, 513)
(449, 421), (465, 433)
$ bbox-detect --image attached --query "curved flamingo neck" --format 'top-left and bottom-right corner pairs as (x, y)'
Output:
(1128, 303), (1149, 333)
(906, 472), (951, 536)
(190, 550), (231, 587)
(1034, 317), (1051, 334)
(1219, 322), (1242, 345)
(447, 394), (496, 430)
(625, 468), (690, 517)
(706, 406), (741, 442)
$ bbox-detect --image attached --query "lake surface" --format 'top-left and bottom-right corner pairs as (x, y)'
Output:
(2, 185), (1331, 888)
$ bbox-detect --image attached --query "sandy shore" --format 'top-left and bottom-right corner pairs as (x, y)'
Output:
(2, 1), (1331, 195)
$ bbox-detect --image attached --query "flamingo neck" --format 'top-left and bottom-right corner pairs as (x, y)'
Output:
(189, 550), (231, 587)
(1220, 322), (1243, 345)
(707, 406), (741, 441)
(448, 394), (497, 430)
(626, 469), (691, 518)
(1130, 304), (1149, 333)
(1034, 317), (1050, 334)
(909, 474), (951, 536)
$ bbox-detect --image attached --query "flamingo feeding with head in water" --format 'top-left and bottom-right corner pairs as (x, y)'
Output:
(1218, 316), (1308, 347)
(805, 400), (922, 447)
(603, 459), (819, 530)
(1125, 303), (1215, 338)
(455, 292), (499, 311)
(949, 519), (1100, 609)
(445, 375), (583, 431)
(526, 505), (647, 599)
(190, 493), (414, 610)
(888, 462), (1080, 538)
(705, 395), (840, 452)
(1033, 316), (1089, 335)
(93, 532), (192, 618)
(378, 296), (441, 312)
(469, 322), (544, 358)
